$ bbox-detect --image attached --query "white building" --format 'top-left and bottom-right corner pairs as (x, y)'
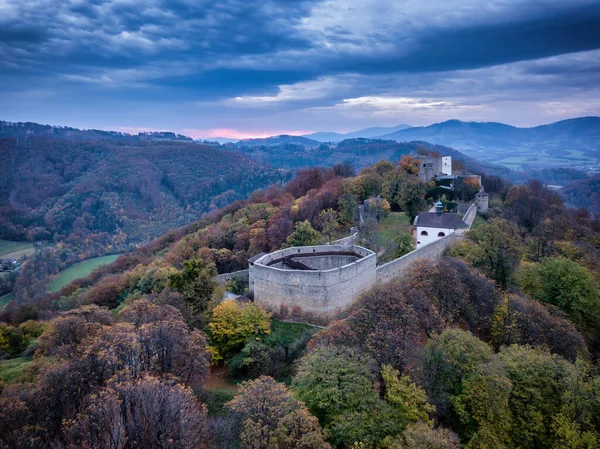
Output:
(414, 201), (469, 249)
(442, 156), (452, 176)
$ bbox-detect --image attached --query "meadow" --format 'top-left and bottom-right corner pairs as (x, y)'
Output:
(0, 239), (35, 258)
(47, 254), (121, 293)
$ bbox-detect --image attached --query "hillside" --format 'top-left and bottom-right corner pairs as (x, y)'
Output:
(0, 137), (287, 247)
(303, 124), (412, 142)
(234, 138), (509, 176)
(0, 121), (193, 142)
(381, 117), (600, 169)
(561, 174), (600, 216)
(1, 161), (599, 449)
(235, 134), (321, 147)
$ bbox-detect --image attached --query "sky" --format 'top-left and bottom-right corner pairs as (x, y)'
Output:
(1, 0), (600, 139)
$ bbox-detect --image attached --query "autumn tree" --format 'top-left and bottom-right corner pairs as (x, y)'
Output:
(382, 169), (406, 210)
(207, 299), (271, 364)
(388, 422), (461, 449)
(168, 258), (217, 315)
(490, 294), (587, 361)
(119, 301), (211, 385)
(347, 281), (443, 373)
(293, 347), (437, 447)
(504, 179), (563, 231)
(62, 375), (211, 449)
(364, 196), (391, 223)
(226, 376), (330, 449)
(399, 156), (421, 176)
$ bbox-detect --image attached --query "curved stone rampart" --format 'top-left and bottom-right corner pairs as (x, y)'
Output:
(250, 245), (376, 326)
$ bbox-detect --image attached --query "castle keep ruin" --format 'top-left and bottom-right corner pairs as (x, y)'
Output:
(217, 203), (480, 326)
(249, 245), (376, 325)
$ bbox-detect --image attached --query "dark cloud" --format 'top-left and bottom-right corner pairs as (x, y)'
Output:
(0, 0), (599, 131)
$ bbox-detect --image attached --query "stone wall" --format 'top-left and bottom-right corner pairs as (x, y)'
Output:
(332, 230), (359, 246)
(461, 203), (478, 227)
(216, 269), (249, 285)
(376, 234), (461, 284)
(251, 245), (377, 326)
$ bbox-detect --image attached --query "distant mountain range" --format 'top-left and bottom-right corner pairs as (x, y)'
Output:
(234, 117), (599, 170)
(379, 117), (600, 169)
(302, 124), (412, 142)
(235, 135), (322, 147)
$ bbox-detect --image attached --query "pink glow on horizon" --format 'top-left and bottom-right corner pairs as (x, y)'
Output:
(181, 128), (314, 140)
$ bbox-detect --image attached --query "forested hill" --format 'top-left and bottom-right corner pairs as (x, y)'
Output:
(0, 137), (288, 247)
(0, 121), (193, 142)
(562, 174), (600, 215)
(234, 138), (510, 175)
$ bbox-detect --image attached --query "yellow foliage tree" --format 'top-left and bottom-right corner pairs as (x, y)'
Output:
(207, 300), (271, 364)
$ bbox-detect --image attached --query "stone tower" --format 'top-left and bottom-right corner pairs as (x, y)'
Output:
(475, 186), (489, 214)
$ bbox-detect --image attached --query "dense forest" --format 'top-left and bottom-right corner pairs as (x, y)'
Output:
(562, 174), (600, 216)
(1, 158), (599, 449)
(0, 137), (287, 244)
(0, 133), (289, 300)
(232, 138), (510, 175)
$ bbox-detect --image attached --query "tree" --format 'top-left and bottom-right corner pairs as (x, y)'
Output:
(62, 375), (211, 449)
(452, 359), (513, 448)
(292, 346), (429, 447)
(490, 294), (587, 361)
(382, 170), (406, 210)
(168, 259), (217, 315)
(451, 219), (522, 289)
(285, 220), (322, 247)
(365, 196), (391, 223)
(207, 299), (271, 364)
(394, 231), (414, 258)
(292, 347), (376, 424)
(338, 192), (359, 227)
(517, 258), (600, 332)
(388, 422), (460, 449)
(398, 177), (427, 223)
(318, 208), (340, 243)
(347, 281), (443, 373)
(454, 177), (480, 201)
(504, 180), (563, 231)
(417, 329), (494, 421)
(381, 365), (434, 425)
(399, 156), (420, 176)
(225, 376), (330, 449)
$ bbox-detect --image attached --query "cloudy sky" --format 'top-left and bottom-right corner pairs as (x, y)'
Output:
(1, 0), (600, 138)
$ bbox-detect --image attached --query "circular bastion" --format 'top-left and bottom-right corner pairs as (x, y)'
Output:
(249, 244), (377, 326)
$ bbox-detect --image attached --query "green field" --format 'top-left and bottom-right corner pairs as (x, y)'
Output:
(0, 239), (35, 258)
(47, 254), (121, 293)
(0, 293), (15, 310)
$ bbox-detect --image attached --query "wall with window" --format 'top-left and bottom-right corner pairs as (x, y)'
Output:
(416, 226), (455, 248)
